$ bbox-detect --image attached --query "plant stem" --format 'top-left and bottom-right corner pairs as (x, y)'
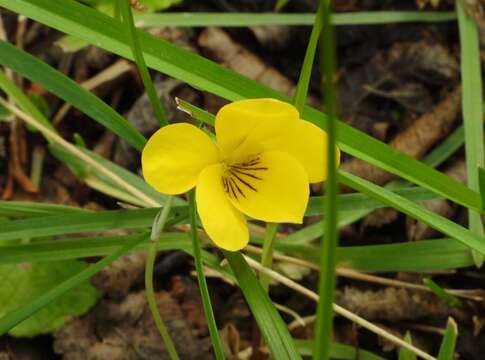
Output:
(314, 0), (339, 359)
(118, 0), (167, 126)
(293, 0), (324, 114)
(188, 190), (225, 360)
(146, 196), (179, 360)
(456, 0), (485, 267)
(259, 222), (278, 291)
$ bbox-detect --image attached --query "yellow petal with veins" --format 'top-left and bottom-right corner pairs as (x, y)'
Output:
(142, 123), (218, 194)
(231, 118), (339, 183)
(225, 151), (309, 223)
(196, 164), (249, 251)
(215, 98), (299, 159)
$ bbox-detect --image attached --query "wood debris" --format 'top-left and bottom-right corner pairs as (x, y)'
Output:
(335, 286), (450, 322)
(342, 86), (461, 185)
(198, 27), (319, 107)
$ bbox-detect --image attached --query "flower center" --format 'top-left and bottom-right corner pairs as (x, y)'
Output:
(222, 155), (268, 200)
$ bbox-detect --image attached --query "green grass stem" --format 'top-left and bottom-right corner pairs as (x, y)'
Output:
(146, 196), (179, 360)
(259, 223), (279, 291)
(188, 190), (225, 360)
(456, 0), (485, 267)
(293, 0), (324, 113)
(118, 0), (167, 126)
(314, 1), (339, 358)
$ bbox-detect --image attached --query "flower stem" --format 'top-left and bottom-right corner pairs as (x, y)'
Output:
(188, 190), (226, 360)
(118, 0), (167, 126)
(259, 222), (278, 291)
(146, 196), (180, 360)
(314, 0), (339, 359)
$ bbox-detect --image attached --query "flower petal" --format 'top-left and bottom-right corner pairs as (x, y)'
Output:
(231, 119), (340, 183)
(215, 98), (299, 158)
(142, 123), (218, 194)
(196, 164), (249, 251)
(225, 151), (309, 223)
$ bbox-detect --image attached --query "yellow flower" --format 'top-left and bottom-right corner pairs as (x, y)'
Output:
(142, 98), (339, 251)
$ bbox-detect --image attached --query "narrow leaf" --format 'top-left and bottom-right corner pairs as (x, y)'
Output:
(437, 317), (458, 360)
(224, 251), (302, 359)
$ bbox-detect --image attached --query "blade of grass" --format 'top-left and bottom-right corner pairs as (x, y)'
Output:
(0, 70), (54, 132)
(118, 0), (167, 126)
(1, 0), (481, 213)
(422, 125), (465, 168)
(479, 167), (485, 208)
(339, 170), (485, 255)
(0, 233), (191, 264)
(0, 40), (146, 151)
(132, 11), (457, 27)
(0, 200), (88, 218)
(188, 190), (225, 360)
(224, 251), (302, 359)
(315, 1), (339, 358)
(259, 223), (278, 291)
(295, 339), (385, 359)
(423, 278), (462, 307)
(278, 238), (474, 273)
(59, 9), (458, 53)
(293, 1), (323, 112)
(457, 0), (485, 266)
(398, 332), (417, 360)
(437, 318), (458, 360)
(306, 186), (440, 216)
(0, 233), (147, 335)
(0, 208), (164, 241)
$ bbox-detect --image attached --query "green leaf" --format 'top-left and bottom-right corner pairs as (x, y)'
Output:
(60, 10), (456, 52)
(423, 125), (464, 168)
(339, 171), (485, 256)
(0, 233), (146, 336)
(0, 70), (54, 132)
(0, 40), (146, 151)
(224, 251), (302, 359)
(0, 260), (99, 337)
(295, 339), (385, 359)
(398, 332), (417, 360)
(479, 167), (485, 209)
(1, 0), (480, 213)
(0, 200), (88, 218)
(0, 233), (190, 264)
(278, 238), (474, 273)
(423, 278), (461, 307)
(437, 317), (458, 360)
(134, 11), (456, 27)
(0, 208), (172, 241)
(457, 0), (485, 266)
